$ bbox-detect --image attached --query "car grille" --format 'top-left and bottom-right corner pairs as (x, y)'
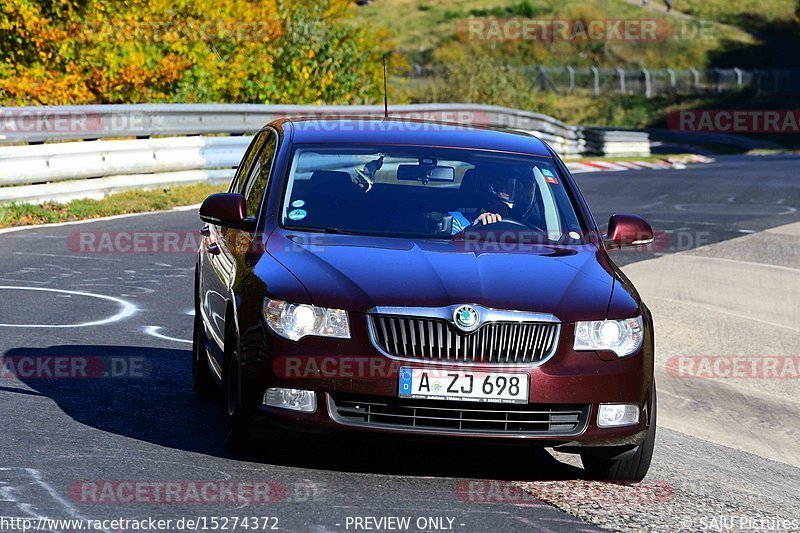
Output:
(368, 315), (559, 364)
(329, 394), (588, 435)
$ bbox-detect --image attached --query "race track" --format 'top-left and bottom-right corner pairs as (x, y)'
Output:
(0, 154), (798, 532)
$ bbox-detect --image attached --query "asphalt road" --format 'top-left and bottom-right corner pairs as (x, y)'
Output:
(0, 154), (798, 533)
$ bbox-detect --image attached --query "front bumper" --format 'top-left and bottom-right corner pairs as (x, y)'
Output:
(240, 317), (655, 448)
(257, 395), (650, 449)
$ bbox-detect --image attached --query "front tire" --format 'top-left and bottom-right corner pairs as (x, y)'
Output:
(192, 310), (217, 397)
(222, 347), (253, 452)
(581, 387), (657, 483)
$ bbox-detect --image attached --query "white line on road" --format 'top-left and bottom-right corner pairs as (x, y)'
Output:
(0, 287), (137, 328)
(681, 253), (800, 273)
(649, 295), (800, 333)
(25, 469), (81, 521)
(638, 201), (664, 210)
(13, 251), (123, 263)
(144, 325), (192, 344)
(26, 468), (112, 533)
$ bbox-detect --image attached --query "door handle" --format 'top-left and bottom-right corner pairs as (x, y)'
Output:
(206, 242), (221, 255)
(200, 225), (210, 237)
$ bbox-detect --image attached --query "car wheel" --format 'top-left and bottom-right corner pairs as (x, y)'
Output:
(222, 347), (253, 452)
(191, 309), (217, 397)
(581, 387), (657, 483)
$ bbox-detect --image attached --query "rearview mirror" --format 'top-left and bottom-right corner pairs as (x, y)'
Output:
(396, 164), (455, 183)
(199, 193), (256, 231)
(605, 214), (653, 249)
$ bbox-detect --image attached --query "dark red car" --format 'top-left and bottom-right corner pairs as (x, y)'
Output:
(194, 117), (656, 481)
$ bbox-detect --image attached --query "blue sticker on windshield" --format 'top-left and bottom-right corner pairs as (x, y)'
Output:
(288, 209), (307, 220)
(291, 199), (306, 208)
(542, 168), (555, 177)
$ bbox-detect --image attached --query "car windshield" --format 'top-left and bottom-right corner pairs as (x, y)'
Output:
(281, 145), (587, 242)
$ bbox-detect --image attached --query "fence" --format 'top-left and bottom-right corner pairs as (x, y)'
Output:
(409, 65), (800, 98)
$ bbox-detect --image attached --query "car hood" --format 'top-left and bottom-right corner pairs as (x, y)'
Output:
(266, 231), (617, 322)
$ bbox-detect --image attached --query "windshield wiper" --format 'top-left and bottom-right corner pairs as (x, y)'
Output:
(286, 225), (358, 235)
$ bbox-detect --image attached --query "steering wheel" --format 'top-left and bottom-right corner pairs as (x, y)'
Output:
(479, 218), (545, 233)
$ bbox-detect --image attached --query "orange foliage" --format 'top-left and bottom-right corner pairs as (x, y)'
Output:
(1, 0), (386, 105)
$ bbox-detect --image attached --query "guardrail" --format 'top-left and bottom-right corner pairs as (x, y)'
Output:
(0, 104), (651, 204)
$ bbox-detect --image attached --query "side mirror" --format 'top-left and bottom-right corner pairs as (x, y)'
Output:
(199, 193), (256, 231)
(605, 214), (653, 249)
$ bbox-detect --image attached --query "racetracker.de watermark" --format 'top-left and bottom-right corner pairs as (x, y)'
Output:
(666, 356), (800, 379)
(456, 18), (713, 42)
(667, 110), (800, 133)
(454, 229), (701, 254)
(70, 480), (326, 504)
(0, 355), (150, 379)
(273, 357), (485, 379)
(456, 480), (674, 505)
(0, 516), (281, 533)
(67, 230), (331, 254)
(64, 19), (282, 43)
(274, 110), (493, 131)
(608, 230), (713, 254)
(0, 109), (154, 136)
(68, 231), (203, 254)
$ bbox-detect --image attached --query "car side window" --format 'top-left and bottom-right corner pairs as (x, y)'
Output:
(230, 131), (267, 195)
(242, 129), (278, 219)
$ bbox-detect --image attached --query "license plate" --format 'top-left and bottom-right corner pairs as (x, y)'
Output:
(398, 367), (529, 404)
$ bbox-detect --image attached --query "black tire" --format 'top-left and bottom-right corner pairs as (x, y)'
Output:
(581, 387), (657, 483)
(222, 347), (253, 452)
(191, 310), (217, 397)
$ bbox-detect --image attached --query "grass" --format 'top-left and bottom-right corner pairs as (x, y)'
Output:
(0, 182), (225, 229)
(678, 0), (796, 25)
(745, 148), (798, 156)
(354, 0), (797, 137)
(352, 0), (759, 69)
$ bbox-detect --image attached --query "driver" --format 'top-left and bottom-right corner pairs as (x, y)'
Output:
(450, 171), (529, 234)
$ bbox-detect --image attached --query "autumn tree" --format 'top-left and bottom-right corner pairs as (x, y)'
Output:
(0, 0), (386, 105)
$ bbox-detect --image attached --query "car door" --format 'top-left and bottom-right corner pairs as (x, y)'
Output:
(200, 131), (267, 358)
(201, 129), (278, 369)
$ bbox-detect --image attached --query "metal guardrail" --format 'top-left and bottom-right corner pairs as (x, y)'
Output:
(0, 104), (651, 204)
(2, 169), (235, 205)
(0, 136), (246, 185)
(0, 103), (589, 145)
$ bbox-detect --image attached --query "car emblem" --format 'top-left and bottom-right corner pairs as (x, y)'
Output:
(453, 305), (480, 332)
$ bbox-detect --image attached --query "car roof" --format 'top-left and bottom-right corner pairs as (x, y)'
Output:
(275, 117), (553, 157)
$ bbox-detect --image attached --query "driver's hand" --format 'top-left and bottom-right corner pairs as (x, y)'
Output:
(474, 212), (503, 226)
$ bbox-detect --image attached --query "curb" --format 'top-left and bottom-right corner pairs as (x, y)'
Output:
(566, 155), (714, 174)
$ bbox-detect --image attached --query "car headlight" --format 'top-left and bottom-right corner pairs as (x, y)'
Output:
(262, 297), (350, 341)
(573, 316), (644, 357)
